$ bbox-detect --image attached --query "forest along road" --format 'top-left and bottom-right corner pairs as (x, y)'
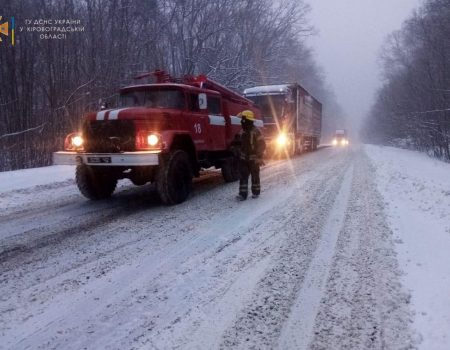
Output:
(0, 145), (416, 350)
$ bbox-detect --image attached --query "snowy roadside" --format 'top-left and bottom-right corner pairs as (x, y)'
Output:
(0, 165), (75, 194)
(365, 145), (450, 350)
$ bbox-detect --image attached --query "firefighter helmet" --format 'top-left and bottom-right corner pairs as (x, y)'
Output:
(238, 110), (255, 121)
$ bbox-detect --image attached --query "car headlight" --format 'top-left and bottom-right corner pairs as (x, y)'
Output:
(64, 133), (84, 151)
(147, 134), (159, 147)
(276, 133), (288, 147)
(332, 139), (337, 146)
(72, 135), (84, 148)
(136, 131), (162, 150)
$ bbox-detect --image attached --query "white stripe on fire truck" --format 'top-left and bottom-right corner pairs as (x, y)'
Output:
(255, 119), (264, 128)
(96, 109), (112, 120)
(208, 115), (226, 126)
(230, 115), (241, 125)
(108, 108), (131, 120)
(230, 115), (264, 128)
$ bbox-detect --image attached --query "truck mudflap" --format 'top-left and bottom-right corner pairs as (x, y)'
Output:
(53, 151), (160, 166)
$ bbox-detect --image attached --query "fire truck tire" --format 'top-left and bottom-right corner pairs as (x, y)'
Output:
(156, 150), (193, 205)
(75, 164), (117, 200)
(221, 157), (239, 182)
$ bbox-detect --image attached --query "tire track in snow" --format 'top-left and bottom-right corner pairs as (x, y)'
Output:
(76, 150), (350, 350)
(7, 172), (312, 350)
(219, 152), (353, 349)
(308, 149), (416, 350)
(278, 164), (353, 349)
(0, 148), (344, 349)
(153, 153), (351, 350)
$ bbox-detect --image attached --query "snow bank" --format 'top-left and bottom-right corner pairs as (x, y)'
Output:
(365, 145), (450, 350)
(0, 165), (74, 194)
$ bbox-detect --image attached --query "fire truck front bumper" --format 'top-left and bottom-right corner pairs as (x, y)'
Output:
(53, 151), (160, 166)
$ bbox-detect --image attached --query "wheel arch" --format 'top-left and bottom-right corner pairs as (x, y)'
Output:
(161, 131), (199, 176)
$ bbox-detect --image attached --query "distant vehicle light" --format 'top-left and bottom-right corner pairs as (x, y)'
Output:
(332, 139), (338, 146)
(340, 139), (346, 146)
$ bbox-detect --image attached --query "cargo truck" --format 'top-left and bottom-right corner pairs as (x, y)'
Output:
(243, 84), (322, 157)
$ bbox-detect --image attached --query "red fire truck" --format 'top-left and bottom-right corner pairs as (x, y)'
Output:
(53, 71), (262, 204)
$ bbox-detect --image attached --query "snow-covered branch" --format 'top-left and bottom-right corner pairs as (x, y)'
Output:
(0, 123), (47, 140)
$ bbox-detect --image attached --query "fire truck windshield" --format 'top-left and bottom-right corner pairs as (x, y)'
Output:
(247, 95), (285, 124)
(120, 89), (185, 109)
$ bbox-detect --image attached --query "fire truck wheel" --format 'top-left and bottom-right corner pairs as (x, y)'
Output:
(221, 157), (239, 182)
(157, 150), (193, 205)
(76, 165), (118, 200)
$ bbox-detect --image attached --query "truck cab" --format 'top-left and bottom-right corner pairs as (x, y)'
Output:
(244, 84), (322, 157)
(53, 71), (262, 204)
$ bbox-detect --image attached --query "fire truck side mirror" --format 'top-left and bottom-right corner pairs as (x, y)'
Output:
(99, 98), (108, 110)
(198, 93), (207, 110)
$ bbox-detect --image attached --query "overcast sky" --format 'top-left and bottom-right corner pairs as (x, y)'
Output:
(309, 0), (422, 129)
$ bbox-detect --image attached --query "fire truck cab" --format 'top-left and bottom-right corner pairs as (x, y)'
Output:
(53, 71), (262, 204)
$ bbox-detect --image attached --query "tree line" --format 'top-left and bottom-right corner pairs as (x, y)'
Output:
(1, 0), (343, 171)
(362, 0), (450, 161)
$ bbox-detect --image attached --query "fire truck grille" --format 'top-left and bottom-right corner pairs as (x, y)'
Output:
(83, 120), (136, 153)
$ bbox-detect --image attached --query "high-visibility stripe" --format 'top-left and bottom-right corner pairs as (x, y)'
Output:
(208, 114), (226, 126)
(255, 120), (264, 128)
(231, 116), (241, 125)
(96, 109), (112, 120)
(231, 115), (264, 128)
(108, 108), (131, 120)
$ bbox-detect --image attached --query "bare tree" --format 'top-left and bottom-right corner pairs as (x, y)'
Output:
(1, 0), (342, 171)
(362, 0), (450, 161)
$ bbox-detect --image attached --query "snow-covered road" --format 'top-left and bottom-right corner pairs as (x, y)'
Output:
(1, 145), (448, 349)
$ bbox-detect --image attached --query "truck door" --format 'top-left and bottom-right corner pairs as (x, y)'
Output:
(205, 95), (226, 150)
(185, 93), (208, 151)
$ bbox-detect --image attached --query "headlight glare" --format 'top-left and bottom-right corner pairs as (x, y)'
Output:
(277, 133), (288, 147)
(72, 135), (84, 148)
(147, 134), (159, 147)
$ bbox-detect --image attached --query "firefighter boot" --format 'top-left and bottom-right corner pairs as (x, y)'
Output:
(236, 194), (247, 201)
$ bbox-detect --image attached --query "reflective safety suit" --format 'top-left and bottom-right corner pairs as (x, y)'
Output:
(235, 121), (266, 199)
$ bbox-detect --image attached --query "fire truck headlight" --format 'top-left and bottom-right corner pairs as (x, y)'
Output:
(276, 133), (288, 147)
(147, 134), (159, 147)
(71, 135), (84, 148)
(332, 139), (337, 146)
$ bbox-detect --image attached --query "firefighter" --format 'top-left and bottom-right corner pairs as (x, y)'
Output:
(235, 110), (266, 201)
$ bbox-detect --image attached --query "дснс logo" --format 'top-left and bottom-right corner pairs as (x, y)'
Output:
(0, 16), (15, 46)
